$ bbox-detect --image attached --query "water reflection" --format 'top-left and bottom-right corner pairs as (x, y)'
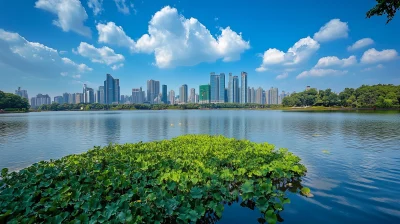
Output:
(0, 110), (400, 223)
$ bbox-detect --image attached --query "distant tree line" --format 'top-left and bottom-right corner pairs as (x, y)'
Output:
(35, 102), (283, 111)
(0, 90), (30, 111)
(282, 84), (400, 108)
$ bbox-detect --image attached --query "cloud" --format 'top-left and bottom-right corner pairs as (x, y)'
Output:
(347, 38), (374, 51)
(133, 6), (249, 68)
(214, 17), (219, 21)
(255, 67), (267, 72)
(35, 0), (91, 37)
(96, 22), (135, 51)
(88, 0), (103, 15)
(0, 28), (91, 79)
(361, 48), (398, 64)
(114, 0), (133, 15)
(76, 42), (125, 66)
(296, 69), (348, 79)
(362, 64), (384, 72)
(72, 74), (81, 79)
(313, 19), (349, 42)
(59, 50), (67, 55)
(111, 63), (124, 70)
(256, 37), (319, 72)
(315, 55), (357, 68)
(276, 73), (288, 80)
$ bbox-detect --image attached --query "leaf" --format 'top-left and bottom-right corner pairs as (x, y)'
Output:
(241, 180), (254, 194)
(301, 187), (311, 195)
(190, 187), (203, 199)
(215, 204), (224, 218)
(255, 197), (269, 212)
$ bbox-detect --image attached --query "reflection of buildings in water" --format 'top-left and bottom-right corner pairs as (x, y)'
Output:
(101, 114), (121, 145)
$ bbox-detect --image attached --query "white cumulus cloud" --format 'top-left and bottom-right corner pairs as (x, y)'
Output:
(347, 38), (374, 51)
(97, 22), (135, 51)
(88, 0), (103, 16)
(276, 73), (288, 80)
(76, 42), (125, 66)
(313, 19), (349, 42)
(35, 0), (91, 37)
(256, 37), (319, 72)
(111, 63), (124, 70)
(0, 28), (91, 79)
(296, 69), (348, 79)
(361, 48), (398, 64)
(315, 55), (357, 68)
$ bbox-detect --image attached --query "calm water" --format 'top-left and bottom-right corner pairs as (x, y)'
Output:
(1, 110), (399, 223)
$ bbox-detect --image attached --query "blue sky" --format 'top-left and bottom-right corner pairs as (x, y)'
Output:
(0, 0), (399, 97)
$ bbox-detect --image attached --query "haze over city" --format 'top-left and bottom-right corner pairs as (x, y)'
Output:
(0, 0), (399, 98)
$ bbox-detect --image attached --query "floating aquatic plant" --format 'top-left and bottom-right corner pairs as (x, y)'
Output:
(0, 135), (308, 223)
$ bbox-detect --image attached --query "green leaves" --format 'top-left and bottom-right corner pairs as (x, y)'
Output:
(241, 180), (254, 194)
(190, 187), (203, 199)
(0, 135), (307, 223)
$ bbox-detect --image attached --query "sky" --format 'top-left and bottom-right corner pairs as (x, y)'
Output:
(0, 0), (399, 97)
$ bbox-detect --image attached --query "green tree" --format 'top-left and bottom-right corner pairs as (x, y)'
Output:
(367, 0), (400, 23)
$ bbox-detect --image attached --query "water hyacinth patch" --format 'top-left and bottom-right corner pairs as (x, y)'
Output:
(0, 135), (308, 223)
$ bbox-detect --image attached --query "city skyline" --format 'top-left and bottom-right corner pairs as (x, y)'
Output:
(1, 0), (399, 98)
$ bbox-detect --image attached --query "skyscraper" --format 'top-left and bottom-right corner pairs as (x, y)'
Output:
(75, 93), (83, 104)
(256, 87), (263, 104)
(210, 72), (219, 103)
(250, 87), (256, 103)
(63, 92), (69, 104)
(219, 73), (225, 103)
(97, 86), (105, 104)
(147, 79), (160, 103)
(265, 89), (270, 105)
(30, 94), (51, 108)
(247, 87), (251, 103)
(82, 84), (94, 103)
(132, 87), (145, 104)
(241, 72), (248, 104)
(233, 76), (239, 103)
(162, 85), (168, 104)
(269, 87), (279, 104)
(195, 94), (199, 103)
(199, 84), (210, 104)
(104, 74), (120, 104)
(169, 90), (175, 105)
(189, 88), (196, 103)
(179, 84), (188, 103)
(15, 87), (28, 100)
(54, 96), (63, 104)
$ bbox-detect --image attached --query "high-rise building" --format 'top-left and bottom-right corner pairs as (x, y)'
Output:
(219, 73), (225, 103)
(265, 89), (270, 105)
(169, 90), (175, 105)
(15, 87), (28, 100)
(252, 87), (256, 103)
(54, 96), (63, 104)
(179, 84), (188, 103)
(162, 85), (168, 104)
(247, 87), (251, 103)
(132, 87), (145, 104)
(199, 84), (210, 104)
(30, 94), (51, 108)
(104, 74), (120, 104)
(195, 94), (199, 103)
(241, 72), (248, 104)
(189, 88), (196, 103)
(75, 93), (83, 104)
(269, 87), (279, 105)
(83, 85), (94, 103)
(228, 74), (240, 103)
(256, 87), (263, 104)
(147, 79), (160, 103)
(97, 86), (105, 104)
(63, 93), (69, 104)
(210, 72), (219, 103)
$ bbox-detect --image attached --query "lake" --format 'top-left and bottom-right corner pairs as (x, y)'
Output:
(0, 110), (399, 223)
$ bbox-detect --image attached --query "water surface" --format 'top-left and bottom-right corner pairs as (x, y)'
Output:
(1, 110), (399, 223)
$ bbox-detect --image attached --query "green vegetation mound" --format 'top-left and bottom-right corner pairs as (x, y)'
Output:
(0, 135), (307, 223)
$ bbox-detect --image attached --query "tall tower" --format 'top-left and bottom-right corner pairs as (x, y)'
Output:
(162, 85), (168, 104)
(241, 72), (248, 104)
(104, 74), (120, 104)
(210, 72), (219, 103)
(219, 73), (225, 103)
(147, 79), (160, 103)
(179, 84), (188, 103)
